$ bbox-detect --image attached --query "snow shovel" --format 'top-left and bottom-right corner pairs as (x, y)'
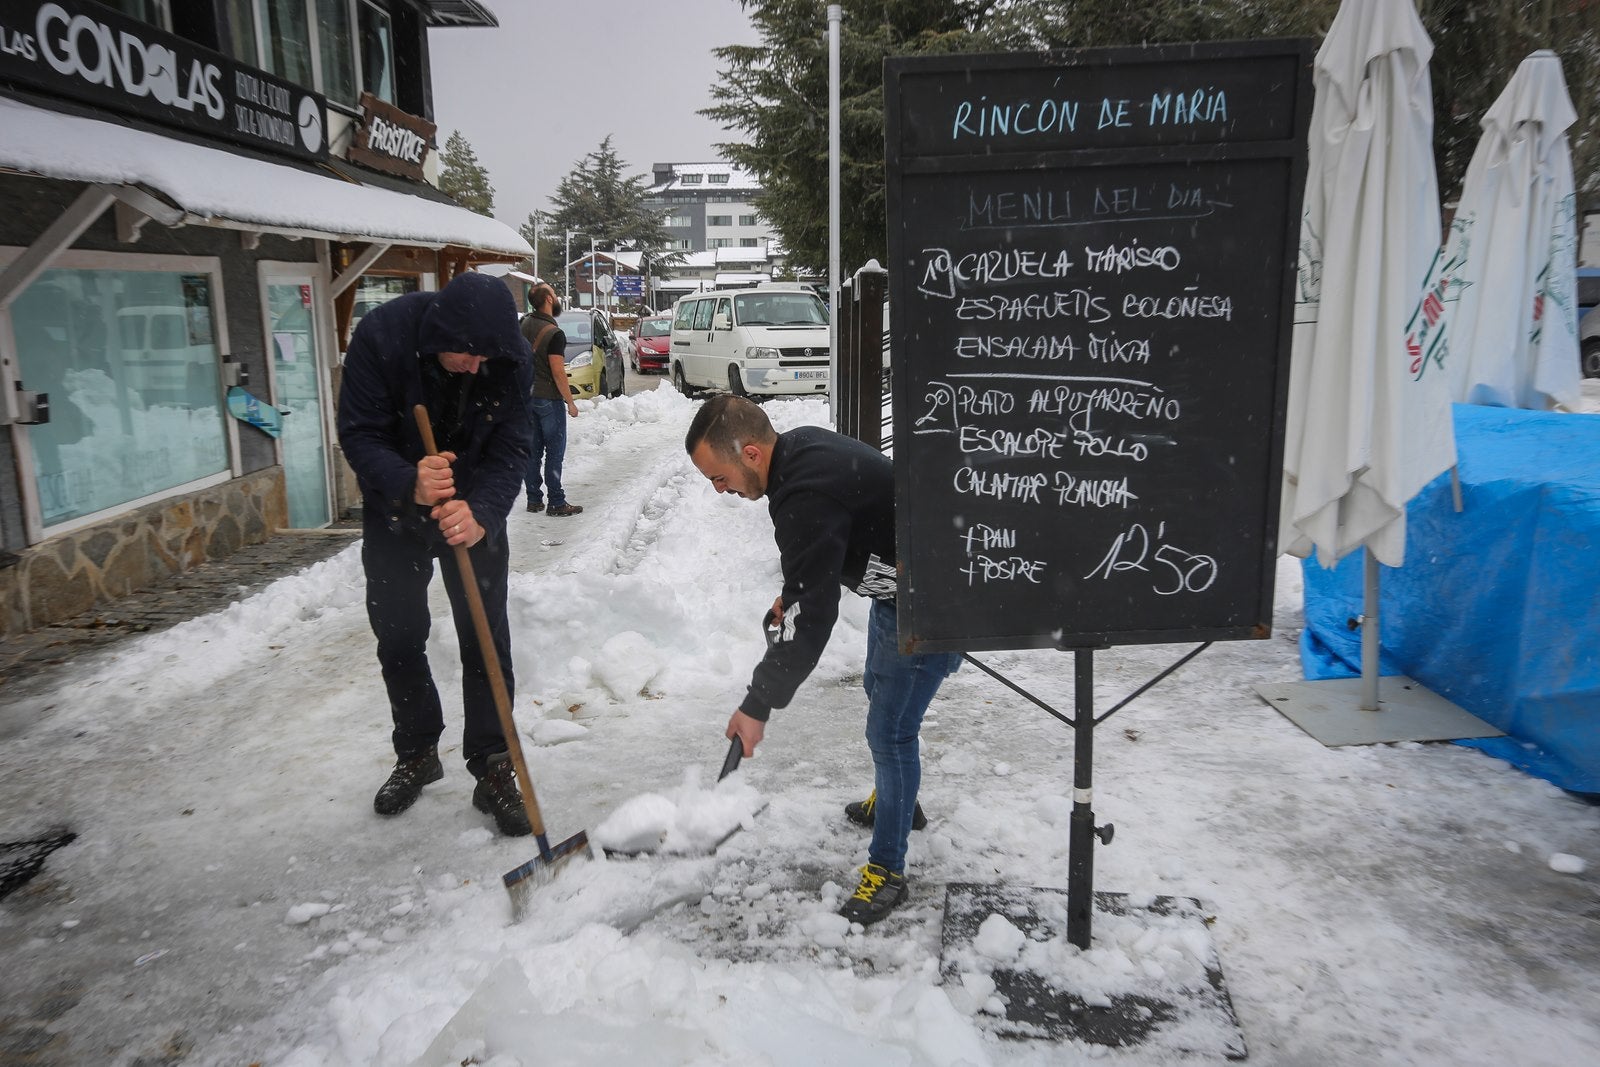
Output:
(413, 405), (591, 917)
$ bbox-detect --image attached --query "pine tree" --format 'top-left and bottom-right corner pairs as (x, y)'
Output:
(705, 1), (986, 276)
(437, 130), (495, 217)
(707, 0), (1599, 278)
(543, 136), (679, 298)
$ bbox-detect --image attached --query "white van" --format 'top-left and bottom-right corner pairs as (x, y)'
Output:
(114, 305), (215, 404)
(669, 283), (830, 397)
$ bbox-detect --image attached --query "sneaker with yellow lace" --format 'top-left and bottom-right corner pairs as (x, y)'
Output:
(837, 862), (908, 926)
(844, 790), (927, 831)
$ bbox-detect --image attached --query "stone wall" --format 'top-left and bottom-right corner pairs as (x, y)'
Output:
(0, 469), (287, 637)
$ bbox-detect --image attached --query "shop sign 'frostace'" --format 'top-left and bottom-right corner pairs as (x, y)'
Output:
(0, 0), (327, 162)
(347, 92), (435, 182)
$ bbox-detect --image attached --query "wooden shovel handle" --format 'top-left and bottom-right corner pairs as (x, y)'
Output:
(413, 405), (547, 840)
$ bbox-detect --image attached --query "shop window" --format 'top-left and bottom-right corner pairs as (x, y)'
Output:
(315, 0), (357, 106)
(10, 264), (229, 529)
(359, 0), (396, 104)
(102, 0), (172, 28)
(259, 0), (314, 86)
(233, 2), (360, 106)
(227, 2), (258, 67)
(349, 275), (418, 333)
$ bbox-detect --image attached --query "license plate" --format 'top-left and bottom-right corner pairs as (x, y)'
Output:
(795, 370), (827, 379)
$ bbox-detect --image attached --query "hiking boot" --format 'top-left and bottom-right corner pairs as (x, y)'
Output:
(472, 752), (532, 836)
(373, 749), (443, 816)
(525, 498), (544, 513)
(844, 790), (927, 831)
(837, 863), (908, 926)
(546, 503), (583, 517)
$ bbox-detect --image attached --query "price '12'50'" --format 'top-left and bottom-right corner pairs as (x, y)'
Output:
(1085, 522), (1217, 594)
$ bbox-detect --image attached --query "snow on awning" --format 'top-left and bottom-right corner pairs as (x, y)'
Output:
(0, 94), (531, 257)
(713, 272), (772, 286)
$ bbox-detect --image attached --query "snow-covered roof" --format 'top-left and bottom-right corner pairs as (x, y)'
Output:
(0, 94), (531, 256)
(674, 250), (719, 270)
(715, 244), (769, 265)
(645, 161), (761, 195)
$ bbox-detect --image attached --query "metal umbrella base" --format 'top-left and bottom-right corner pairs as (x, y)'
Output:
(1266, 551), (1504, 746)
(1257, 675), (1503, 746)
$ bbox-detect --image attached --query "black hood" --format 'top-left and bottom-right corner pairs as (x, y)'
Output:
(416, 272), (531, 364)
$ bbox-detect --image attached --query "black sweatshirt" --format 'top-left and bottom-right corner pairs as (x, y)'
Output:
(740, 425), (899, 721)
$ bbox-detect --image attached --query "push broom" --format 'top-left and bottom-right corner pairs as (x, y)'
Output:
(414, 405), (590, 917)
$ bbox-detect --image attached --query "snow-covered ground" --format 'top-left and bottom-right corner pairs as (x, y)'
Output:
(1, 383), (1597, 1067)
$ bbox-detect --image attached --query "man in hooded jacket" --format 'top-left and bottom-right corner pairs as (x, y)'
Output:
(336, 271), (536, 836)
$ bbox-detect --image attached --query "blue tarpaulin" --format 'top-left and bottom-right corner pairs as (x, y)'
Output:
(1301, 403), (1600, 794)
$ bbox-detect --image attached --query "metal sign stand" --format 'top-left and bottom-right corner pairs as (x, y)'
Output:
(941, 646), (1245, 1058)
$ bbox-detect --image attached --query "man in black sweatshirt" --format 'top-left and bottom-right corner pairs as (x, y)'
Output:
(685, 395), (961, 925)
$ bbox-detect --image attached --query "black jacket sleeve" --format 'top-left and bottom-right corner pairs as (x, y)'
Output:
(739, 489), (851, 720)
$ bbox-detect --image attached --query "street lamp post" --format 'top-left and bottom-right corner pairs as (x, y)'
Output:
(564, 229), (578, 305)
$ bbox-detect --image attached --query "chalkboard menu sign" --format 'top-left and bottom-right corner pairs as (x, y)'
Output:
(886, 40), (1314, 653)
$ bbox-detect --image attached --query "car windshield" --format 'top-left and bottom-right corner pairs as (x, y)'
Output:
(556, 313), (592, 344)
(639, 319), (671, 338)
(735, 292), (828, 326)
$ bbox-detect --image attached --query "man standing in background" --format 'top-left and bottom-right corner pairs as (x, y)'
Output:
(521, 282), (583, 516)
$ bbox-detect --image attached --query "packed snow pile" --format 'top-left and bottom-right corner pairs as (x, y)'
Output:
(593, 765), (763, 855)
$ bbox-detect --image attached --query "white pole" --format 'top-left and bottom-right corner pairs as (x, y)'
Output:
(827, 3), (841, 428)
(564, 229), (573, 304)
(590, 237), (597, 310)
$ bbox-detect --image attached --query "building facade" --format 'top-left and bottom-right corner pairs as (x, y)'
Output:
(644, 161), (771, 256)
(0, 0), (530, 636)
(642, 161), (829, 308)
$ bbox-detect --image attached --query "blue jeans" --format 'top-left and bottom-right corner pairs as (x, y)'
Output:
(863, 598), (961, 874)
(525, 397), (568, 508)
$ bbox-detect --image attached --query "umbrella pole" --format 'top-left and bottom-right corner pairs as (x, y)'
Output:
(1360, 550), (1381, 711)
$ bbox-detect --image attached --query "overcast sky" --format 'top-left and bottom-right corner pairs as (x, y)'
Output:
(426, 1), (764, 238)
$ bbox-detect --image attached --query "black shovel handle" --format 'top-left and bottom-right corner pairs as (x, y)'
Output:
(718, 735), (744, 781)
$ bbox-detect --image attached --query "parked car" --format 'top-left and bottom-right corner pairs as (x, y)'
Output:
(545, 308), (624, 399)
(628, 314), (672, 373)
(669, 284), (831, 398)
(1581, 303), (1599, 379)
(1577, 267), (1600, 379)
(1578, 267), (1600, 319)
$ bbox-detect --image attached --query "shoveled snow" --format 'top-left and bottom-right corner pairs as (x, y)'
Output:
(0, 381), (1596, 1067)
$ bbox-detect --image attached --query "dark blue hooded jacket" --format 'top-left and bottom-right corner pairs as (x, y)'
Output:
(336, 272), (534, 540)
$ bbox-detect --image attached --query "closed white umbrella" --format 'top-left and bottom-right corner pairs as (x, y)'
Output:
(1280, 0), (1457, 571)
(1263, 0), (1497, 745)
(1441, 50), (1581, 411)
